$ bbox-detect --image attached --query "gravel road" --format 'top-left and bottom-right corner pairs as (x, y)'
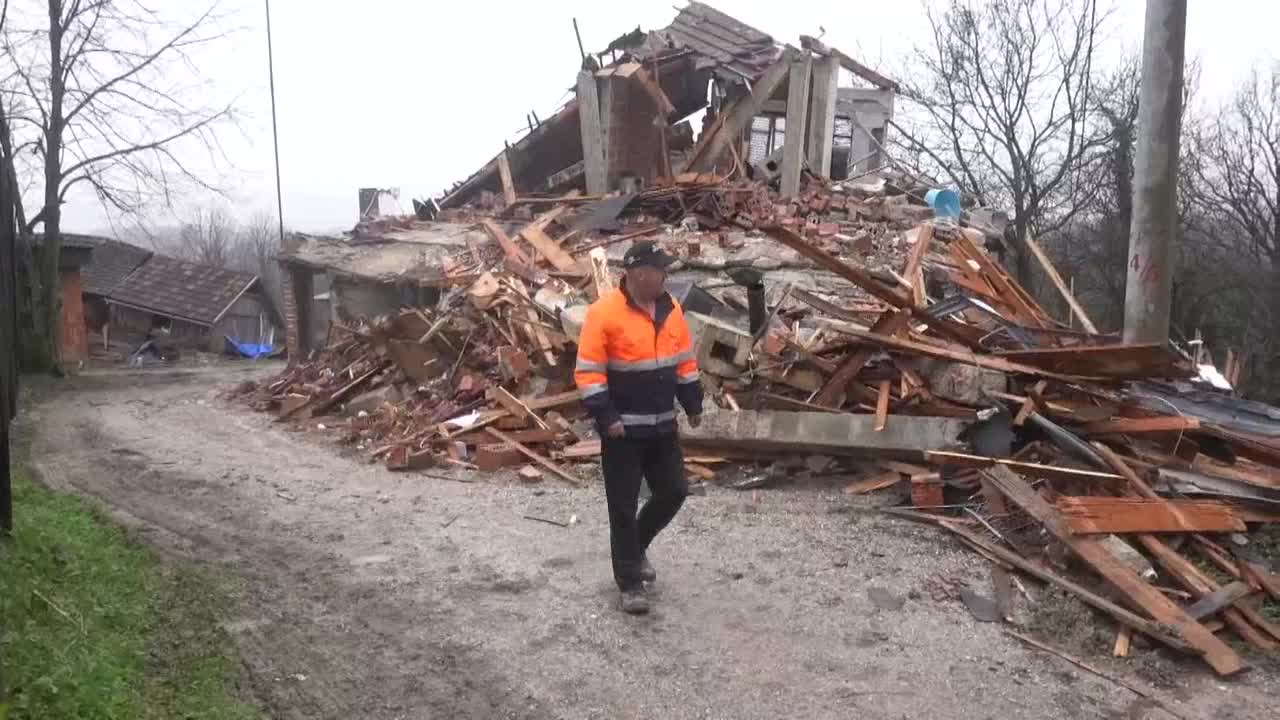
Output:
(22, 364), (1278, 719)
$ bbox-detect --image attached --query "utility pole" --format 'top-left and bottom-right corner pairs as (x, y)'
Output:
(265, 0), (285, 251)
(1123, 0), (1187, 344)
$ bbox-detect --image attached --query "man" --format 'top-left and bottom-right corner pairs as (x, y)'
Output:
(575, 240), (703, 615)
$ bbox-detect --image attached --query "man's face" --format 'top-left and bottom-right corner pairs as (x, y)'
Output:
(626, 265), (667, 303)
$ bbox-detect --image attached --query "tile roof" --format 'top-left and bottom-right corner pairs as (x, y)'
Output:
(655, 1), (780, 79)
(108, 255), (257, 326)
(76, 236), (153, 296)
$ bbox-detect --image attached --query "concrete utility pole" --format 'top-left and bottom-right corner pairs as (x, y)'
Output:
(1123, 0), (1187, 344)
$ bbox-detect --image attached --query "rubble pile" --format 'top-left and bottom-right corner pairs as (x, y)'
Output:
(239, 167), (1280, 675)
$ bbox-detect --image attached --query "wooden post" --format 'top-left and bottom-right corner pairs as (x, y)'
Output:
(497, 151), (517, 207)
(781, 55), (813, 198)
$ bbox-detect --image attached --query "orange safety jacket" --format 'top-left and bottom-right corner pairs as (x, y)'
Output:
(574, 281), (702, 437)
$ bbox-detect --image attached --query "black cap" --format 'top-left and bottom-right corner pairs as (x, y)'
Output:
(622, 240), (676, 270)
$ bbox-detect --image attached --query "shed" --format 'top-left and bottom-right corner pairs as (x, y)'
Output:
(106, 255), (275, 352)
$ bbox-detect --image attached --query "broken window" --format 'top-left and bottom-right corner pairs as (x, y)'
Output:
(748, 114), (786, 164)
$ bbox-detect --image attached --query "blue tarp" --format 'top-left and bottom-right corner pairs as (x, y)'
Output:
(224, 335), (275, 359)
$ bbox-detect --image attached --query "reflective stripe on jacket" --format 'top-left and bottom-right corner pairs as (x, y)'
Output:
(574, 282), (702, 437)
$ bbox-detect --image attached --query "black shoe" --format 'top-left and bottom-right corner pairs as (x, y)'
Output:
(640, 556), (657, 583)
(620, 589), (650, 615)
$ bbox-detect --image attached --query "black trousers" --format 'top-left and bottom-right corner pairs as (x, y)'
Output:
(602, 432), (687, 591)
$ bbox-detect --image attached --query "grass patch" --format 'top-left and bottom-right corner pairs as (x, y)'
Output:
(0, 465), (259, 720)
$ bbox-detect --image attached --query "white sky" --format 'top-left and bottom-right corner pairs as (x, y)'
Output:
(56, 0), (1280, 236)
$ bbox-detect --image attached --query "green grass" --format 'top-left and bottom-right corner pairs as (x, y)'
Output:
(0, 466), (260, 720)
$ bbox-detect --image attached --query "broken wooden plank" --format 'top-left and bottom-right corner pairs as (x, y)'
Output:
(480, 219), (533, 265)
(813, 310), (909, 407)
(632, 66), (675, 115)
(980, 465), (1245, 676)
(506, 277), (557, 366)
(952, 230), (1052, 328)
(1112, 627), (1132, 658)
(1138, 535), (1278, 650)
(830, 326), (1088, 382)
(486, 427), (581, 486)
(995, 343), (1194, 380)
(497, 151), (517, 207)
(1081, 415), (1201, 435)
(487, 386), (552, 431)
(843, 472), (901, 495)
(1023, 232), (1099, 333)
(684, 462), (716, 480)
(874, 380), (891, 432)
(521, 226), (585, 275)
(925, 451), (1125, 485)
(901, 223), (934, 308)
(931, 518), (1196, 654)
(1057, 497), (1247, 535)
(765, 225), (909, 308)
(1185, 581), (1256, 621)
(454, 428), (559, 446)
(562, 439), (602, 459)
(291, 361), (389, 420)
(1013, 381), (1048, 426)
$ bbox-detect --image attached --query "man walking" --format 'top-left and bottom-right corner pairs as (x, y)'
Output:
(575, 241), (703, 614)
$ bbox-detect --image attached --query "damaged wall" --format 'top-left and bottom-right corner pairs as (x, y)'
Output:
(331, 277), (439, 324)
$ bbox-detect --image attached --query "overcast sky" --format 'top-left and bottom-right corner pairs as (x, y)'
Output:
(59, 0), (1280, 237)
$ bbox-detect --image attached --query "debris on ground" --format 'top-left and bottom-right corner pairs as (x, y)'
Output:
(229, 0), (1280, 677)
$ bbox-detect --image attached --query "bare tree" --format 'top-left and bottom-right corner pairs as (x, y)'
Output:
(891, 0), (1110, 287)
(171, 206), (236, 266)
(149, 207), (284, 327)
(1182, 66), (1280, 394)
(0, 0), (235, 368)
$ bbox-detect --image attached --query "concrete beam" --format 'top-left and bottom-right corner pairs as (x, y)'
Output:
(576, 70), (608, 195)
(780, 56), (812, 198)
(681, 410), (968, 460)
(807, 55), (840, 178)
(1123, 0), (1187, 344)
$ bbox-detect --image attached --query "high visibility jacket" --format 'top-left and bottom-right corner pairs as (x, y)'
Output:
(574, 282), (703, 437)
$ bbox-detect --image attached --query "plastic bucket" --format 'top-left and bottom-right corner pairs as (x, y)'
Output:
(925, 188), (961, 220)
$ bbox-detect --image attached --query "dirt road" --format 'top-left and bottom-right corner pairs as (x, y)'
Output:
(22, 365), (1278, 719)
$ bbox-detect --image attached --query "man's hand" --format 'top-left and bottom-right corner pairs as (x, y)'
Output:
(687, 414), (702, 428)
(606, 420), (626, 438)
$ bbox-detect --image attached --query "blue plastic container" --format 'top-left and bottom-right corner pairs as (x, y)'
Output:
(925, 188), (961, 220)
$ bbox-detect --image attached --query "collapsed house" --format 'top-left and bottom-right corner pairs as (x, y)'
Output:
(436, 1), (897, 208)
(252, 1), (1280, 679)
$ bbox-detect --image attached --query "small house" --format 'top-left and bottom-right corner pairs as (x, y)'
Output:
(106, 255), (276, 352)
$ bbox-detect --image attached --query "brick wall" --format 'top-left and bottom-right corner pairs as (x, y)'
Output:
(602, 77), (664, 188)
(57, 269), (88, 362)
